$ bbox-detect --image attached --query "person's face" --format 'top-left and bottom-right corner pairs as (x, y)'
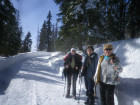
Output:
(71, 50), (76, 55)
(87, 48), (93, 56)
(104, 48), (113, 56)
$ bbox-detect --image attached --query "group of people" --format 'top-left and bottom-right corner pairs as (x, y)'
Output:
(63, 44), (123, 105)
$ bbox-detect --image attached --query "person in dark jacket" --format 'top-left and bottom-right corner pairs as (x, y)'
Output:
(82, 45), (98, 105)
(63, 48), (82, 99)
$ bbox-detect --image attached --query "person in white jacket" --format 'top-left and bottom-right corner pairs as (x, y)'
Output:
(94, 44), (123, 105)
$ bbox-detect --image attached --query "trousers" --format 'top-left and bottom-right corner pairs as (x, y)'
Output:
(100, 81), (115, 105)
(84, 77), (94, 100)
(66, 73), (78, 96)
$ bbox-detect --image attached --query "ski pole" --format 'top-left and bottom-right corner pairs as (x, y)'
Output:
(62, 70), (64, 81)
(78, 75), (82, 103)
(63, 76), (67, 97)
(94, 84), (98, 99)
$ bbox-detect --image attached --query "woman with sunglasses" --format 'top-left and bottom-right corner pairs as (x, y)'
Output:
(94, 44), (123, 105)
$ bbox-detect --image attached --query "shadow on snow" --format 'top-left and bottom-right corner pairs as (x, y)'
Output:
(115, 78), (140, 105)
(0, 53), (64, 95)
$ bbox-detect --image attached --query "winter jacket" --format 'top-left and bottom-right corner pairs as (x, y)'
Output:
(64, 53), (82, 74)
(82, 52), (98, 79)
(94, 53), (123, 85)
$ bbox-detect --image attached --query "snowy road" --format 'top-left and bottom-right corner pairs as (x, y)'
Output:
(0, 52), (88, 105)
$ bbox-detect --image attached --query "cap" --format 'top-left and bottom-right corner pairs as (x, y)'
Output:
(71, 48), (76, 52)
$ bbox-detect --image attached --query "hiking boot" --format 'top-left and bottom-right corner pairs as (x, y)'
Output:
(89, 99), (94, 105)
(84, 99), (89, 104)
(84, 101), (89, 104)
(86, 91), (88, 96)
(65, 94), (70, 98)
(94, 95), (98, 99)
(72, 96), (76, 99)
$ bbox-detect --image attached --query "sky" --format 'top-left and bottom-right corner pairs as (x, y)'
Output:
(11, 0), (60, 51)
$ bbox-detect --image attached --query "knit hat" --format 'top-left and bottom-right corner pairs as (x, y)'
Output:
(103, 44), (113, 51)
(71, 48), (76, 52)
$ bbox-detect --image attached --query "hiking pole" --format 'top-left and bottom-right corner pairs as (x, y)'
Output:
(62, 70), (63, 81)
(63, 68), (68, 97)
(94, 84), (99, 99)
(77, 74), (82, 103)
(62, 68), (64, 81)
(63, 76), (67, 97)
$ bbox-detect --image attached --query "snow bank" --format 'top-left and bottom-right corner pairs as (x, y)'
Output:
(0, 52), (57, 71)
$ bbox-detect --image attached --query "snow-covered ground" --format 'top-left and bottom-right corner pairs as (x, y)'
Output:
(0, 52), (87, 105)
(0, 38), (140, 105)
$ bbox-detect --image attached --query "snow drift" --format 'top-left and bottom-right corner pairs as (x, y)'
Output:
(0, 52), (55, 71)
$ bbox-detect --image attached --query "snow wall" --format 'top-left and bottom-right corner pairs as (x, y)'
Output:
(0, 52), (53, 72)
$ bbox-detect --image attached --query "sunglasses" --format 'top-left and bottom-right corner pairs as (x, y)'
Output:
(105, 49), (112, 51)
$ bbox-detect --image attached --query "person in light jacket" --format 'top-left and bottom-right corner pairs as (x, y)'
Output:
(94, 44), (123, 105)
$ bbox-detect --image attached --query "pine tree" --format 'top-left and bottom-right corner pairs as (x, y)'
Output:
(54, 0), (102, 50)
(36, 25), (40, 51)
(0, 0), (22, 56)
(22, 32), (32, 52)
(39, 21), (48, 51)
(51, 24), (55, 51)
(38, 11), (53, 52)
(46, 11), (52, 52)
(126, 0), (140, 38)
(54, 22), (58, 51)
